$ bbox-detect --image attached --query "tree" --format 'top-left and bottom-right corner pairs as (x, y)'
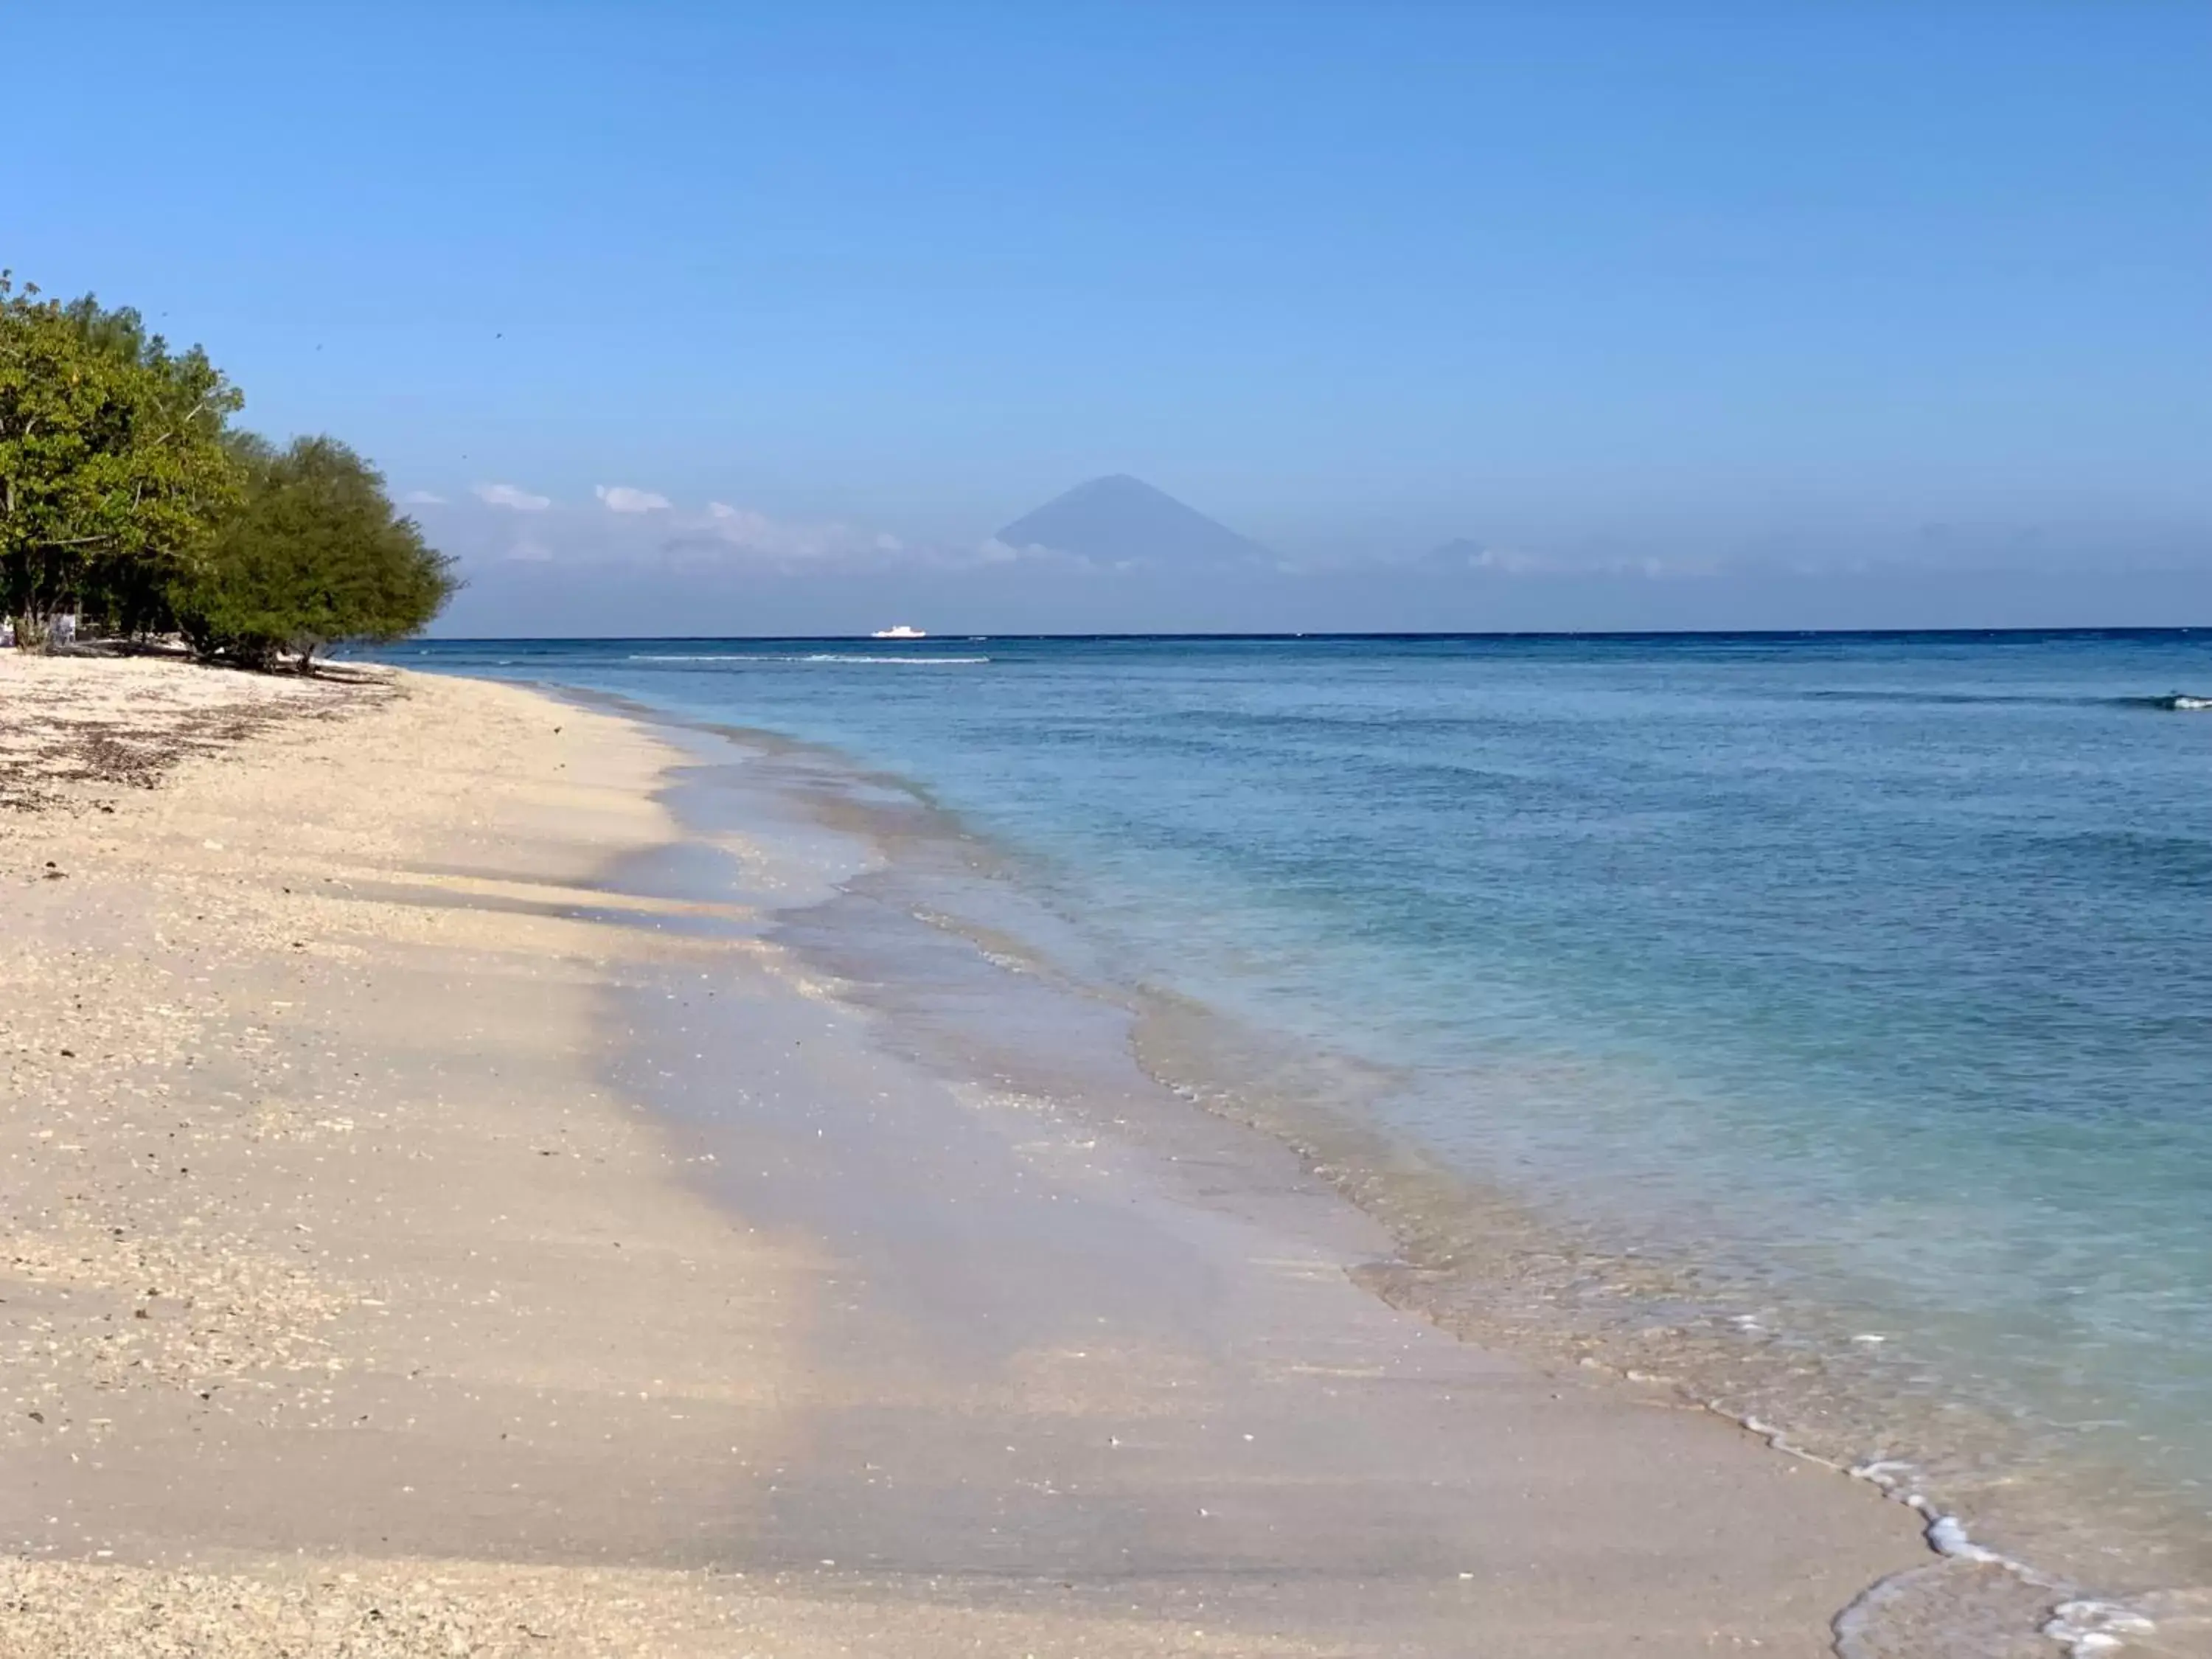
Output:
(172, 436), (459, 671)
(0, 274), (243, 641)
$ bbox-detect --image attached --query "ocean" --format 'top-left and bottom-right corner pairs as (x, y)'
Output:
(382, 630), (2212, 1630)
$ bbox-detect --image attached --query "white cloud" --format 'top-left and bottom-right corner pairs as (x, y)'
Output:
(474, 481), (551, 511)
(682, 504), (1038, 569)
(440, 495), (984, 574)
(1456, 543), (1722, 580)
(597, 484), (672, 514)
(1467, 545), (1550, 574)
(695, 501), (872, 563)
(401, 490), (447, 506)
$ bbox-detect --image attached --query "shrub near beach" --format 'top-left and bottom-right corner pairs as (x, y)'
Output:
(171, 437), (456, 673)
(0, 271), (454, 667)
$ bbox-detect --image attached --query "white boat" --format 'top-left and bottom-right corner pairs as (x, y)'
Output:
(870, 625), (927, 639)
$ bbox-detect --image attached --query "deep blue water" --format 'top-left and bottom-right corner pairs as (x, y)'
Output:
(381, 630), (2212, 1586)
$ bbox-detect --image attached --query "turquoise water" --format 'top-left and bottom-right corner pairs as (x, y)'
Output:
(390, 630), (2212, 1604)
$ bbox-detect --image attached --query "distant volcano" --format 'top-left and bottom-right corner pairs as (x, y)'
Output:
(998, 475), (1267, 566)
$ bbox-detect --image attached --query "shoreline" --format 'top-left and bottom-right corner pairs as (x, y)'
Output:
(552, 679), (2205, 1655)
(0, 655), (1990, 1654)
(595, 689), (2180, 1656)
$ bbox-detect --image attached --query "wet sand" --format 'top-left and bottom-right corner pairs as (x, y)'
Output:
(0, 658), (1936, 1655)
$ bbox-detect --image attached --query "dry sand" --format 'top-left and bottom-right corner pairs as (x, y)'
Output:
(0, 656), (1949, 1655)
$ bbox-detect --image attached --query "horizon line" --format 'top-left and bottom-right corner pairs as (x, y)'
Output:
(398, 625), (2212, 646)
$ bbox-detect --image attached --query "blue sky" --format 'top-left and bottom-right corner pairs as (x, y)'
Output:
(10, 2), (2209, 631)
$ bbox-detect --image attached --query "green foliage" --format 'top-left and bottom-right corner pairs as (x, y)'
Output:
(173, 437), (459, 670)
(3, 272), (456, 666)
(0, 273), (244, 634)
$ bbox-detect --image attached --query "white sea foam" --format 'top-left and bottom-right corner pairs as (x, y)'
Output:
(1924, 1513), (2007, 1565)
(625, 653), (990, 665)
(2045, 1601), (2161, 1653)
(799, 653), (990, 665)
(1831, 1455), (2163, 1656)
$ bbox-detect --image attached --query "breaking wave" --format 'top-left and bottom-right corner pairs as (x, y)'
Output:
(625, 653), (990, 666)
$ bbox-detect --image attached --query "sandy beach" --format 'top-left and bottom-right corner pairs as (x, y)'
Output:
(0, 657), (1952, 1656)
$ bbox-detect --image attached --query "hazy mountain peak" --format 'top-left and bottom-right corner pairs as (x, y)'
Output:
(998, 476), (1266, 566)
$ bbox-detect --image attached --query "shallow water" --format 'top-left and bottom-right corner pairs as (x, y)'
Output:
(386, 630), (2212, 1630)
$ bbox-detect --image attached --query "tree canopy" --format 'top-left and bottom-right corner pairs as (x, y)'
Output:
(172, 437), (458, 670)
(1, 272), (456, 664)
(0, 276), (243, 638)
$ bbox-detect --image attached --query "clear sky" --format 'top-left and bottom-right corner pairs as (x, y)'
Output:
(10, 1), (2208, 633)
